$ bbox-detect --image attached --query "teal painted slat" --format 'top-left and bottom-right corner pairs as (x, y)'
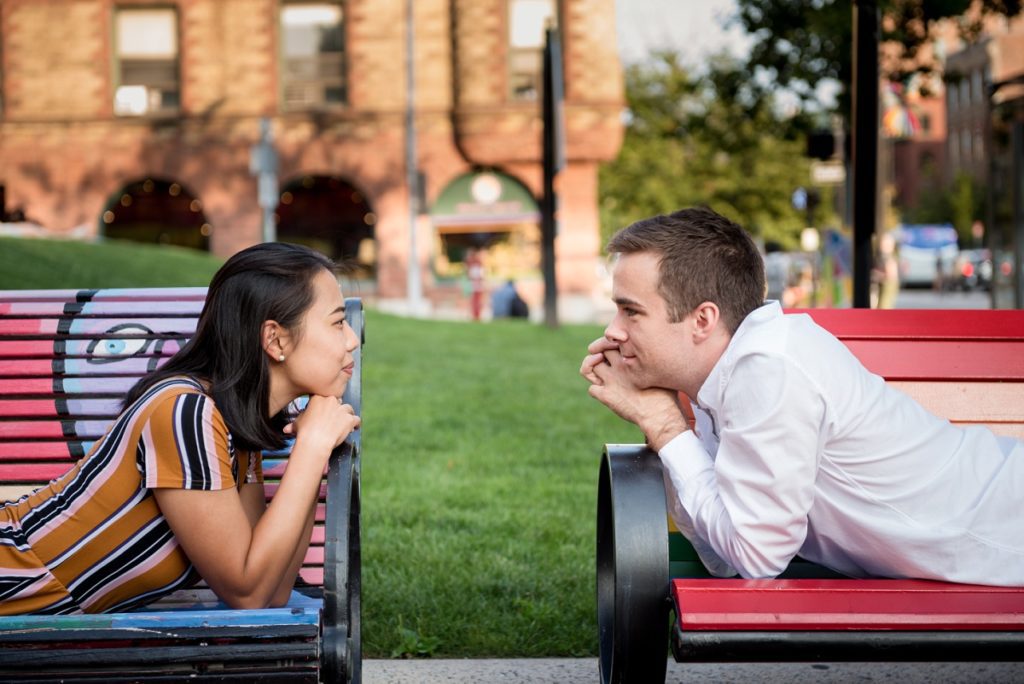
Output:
(0, 590), (320, 633)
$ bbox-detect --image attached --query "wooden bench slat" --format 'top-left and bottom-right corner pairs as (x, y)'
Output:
(0, 358), (176, 377)
(0, 287), (208, 303)
(0, 376), (134, 395)
(841, 340), (1024, 380)
(0, 318), (199, 336)
(0, 301), (204, 317)
(798, 308), (1024, 339)
(672, 579), (1024, 630)
(0, 398), (120, 417)
(887, 381), (1024, 422)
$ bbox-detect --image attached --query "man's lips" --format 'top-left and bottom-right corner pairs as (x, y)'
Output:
(342, 362), (355, 375)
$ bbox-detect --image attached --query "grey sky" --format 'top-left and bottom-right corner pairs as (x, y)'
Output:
(613, 0), (752, 65)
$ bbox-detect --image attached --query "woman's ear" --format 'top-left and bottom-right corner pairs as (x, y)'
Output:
(261, 320), (288, 362)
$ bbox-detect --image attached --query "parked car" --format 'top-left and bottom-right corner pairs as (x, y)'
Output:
(896, 224), (959, 288)
(952, 248), (993, 291)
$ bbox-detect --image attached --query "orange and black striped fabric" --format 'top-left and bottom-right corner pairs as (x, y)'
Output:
(0, 377), (262, 615)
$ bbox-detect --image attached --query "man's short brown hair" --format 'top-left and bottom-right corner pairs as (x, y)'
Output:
(607, 206), (765, 334)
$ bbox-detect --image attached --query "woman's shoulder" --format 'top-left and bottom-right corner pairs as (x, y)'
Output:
(132, 376), (216, 414)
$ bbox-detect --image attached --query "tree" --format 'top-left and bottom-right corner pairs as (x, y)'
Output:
(599, 52), (821, 250)
(734, 0), (1022, 121)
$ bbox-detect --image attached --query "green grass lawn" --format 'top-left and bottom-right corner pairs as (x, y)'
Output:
(0, 236), (223, 289)
(361, 313), (638, 657)
(0, 236), (641, 657)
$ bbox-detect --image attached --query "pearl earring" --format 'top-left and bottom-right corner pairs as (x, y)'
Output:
(278, 354), (286, 362)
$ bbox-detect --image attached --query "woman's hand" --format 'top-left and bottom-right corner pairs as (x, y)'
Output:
(283, 395), (361, 455)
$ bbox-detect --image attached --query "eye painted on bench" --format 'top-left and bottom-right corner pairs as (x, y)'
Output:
(86, 323), (157, 363)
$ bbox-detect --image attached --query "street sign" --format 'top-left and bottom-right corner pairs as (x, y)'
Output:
(811, 160), (846, 185)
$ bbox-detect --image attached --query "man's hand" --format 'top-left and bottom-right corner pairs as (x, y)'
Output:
(580, 337), (690, 451)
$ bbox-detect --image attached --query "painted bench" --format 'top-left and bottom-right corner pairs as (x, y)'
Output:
(0, 287), (363, 682)
(597, 308), (1024, 684)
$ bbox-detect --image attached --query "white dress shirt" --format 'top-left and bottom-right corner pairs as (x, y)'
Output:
(659, 301), (1024, 586)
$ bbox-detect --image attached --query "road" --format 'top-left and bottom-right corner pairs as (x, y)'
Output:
(894, 287), (992, 309)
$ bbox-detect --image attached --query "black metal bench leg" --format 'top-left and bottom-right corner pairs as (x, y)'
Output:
(597, 445), (671, 684)
(323, 444), (361, 684)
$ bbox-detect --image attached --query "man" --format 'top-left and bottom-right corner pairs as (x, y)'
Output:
(581, 207), (1023, 585)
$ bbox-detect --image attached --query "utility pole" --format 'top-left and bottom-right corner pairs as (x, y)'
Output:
(404, 0), (424, 315)
(851, 0), (879, 308)
(541, 26), (565, 328)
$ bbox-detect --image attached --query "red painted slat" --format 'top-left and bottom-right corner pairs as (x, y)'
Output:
(0, 287), (207, 303)
(303, 546), (325, 565)
(841, 340), (1024, 380)
(0, 421), (66, 439)
(0, 340), (56, 358)
(0, 463), (71, 482)
(299, 568), (324, 585)
(1, 301), (204, 317)
(672, 579), (1024, 630)
(0, 377), (55, 394)
(792, 308), (1024, 340)
(0, 442), (76, 460)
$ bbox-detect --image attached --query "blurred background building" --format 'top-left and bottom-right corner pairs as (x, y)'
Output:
(0, 0), (623, 320)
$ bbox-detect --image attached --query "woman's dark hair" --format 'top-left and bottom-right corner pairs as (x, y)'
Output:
(123, 242), (337, 452)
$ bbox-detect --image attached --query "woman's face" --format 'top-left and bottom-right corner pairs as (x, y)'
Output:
(278, 269), (360, 402)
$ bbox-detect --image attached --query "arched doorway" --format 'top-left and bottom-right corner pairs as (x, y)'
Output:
(275, 175), (376, 280)
(430, 170), (541, 281)
(100, 178), (211, 250)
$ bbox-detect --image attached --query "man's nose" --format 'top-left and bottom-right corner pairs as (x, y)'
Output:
(604, 317), (627, 342)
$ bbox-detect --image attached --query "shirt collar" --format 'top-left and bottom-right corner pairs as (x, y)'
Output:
(696, 301), (782, 410)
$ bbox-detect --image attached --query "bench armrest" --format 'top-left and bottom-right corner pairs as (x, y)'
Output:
(597, 444), (671, 684)
(321, 296), (364, 684)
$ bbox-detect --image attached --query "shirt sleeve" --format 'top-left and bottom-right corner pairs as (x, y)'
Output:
(139, 391), (238, 491)
(658, 352), (824, 578)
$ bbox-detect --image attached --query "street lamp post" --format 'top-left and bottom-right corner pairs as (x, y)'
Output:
(851, 0), (879, 309)
(404, 0), (424, 315)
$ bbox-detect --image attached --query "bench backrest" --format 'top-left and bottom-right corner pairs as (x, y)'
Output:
(0, 287), (363, 588)
(669, 308), (1024, 579)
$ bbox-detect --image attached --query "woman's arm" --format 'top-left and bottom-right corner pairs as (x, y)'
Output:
(154, 396), (358, 609)
(237, 482), (317, 606)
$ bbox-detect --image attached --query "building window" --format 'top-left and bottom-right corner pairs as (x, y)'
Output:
(508, 0), (557, 101)
(280, 3), (345, 110)
(113, 7), (180, 116)
(948, 81), (957, 113)
(949, 135), (959, 167)
(961, 129), (972, 163)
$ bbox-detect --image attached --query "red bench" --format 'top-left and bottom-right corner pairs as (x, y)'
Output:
(597, 308), (1024, 684)
(0, 287), (363, 682)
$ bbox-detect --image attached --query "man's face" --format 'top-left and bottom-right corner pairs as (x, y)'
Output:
(604, 251), (692, 391)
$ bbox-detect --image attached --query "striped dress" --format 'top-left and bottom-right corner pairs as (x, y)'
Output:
(0, 377), (262, 615)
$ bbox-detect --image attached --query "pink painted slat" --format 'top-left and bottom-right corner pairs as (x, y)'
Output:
(0, 340), (56, 358)
(0, 288), (207, 302)
(0, 463), (71, 482)
(1, 301), (203, 317)
(840, 340), (1024, 380)
(0, 442), (76, 460)
(0, 376), (134, 395)
(299, 568), (324, 585)
(672, 579), (1024, 631)
(0, 397), (121, 418)
(793, 308), (1024, 339)
(0, 421), (67, 439)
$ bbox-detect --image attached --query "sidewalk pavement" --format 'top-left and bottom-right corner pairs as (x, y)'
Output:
(364, 658), (1023, 683)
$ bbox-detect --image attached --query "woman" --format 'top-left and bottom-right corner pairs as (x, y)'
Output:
(0, 243), (360, 614)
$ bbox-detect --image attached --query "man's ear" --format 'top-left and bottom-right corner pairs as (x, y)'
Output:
(691, 302), (721, 342)
(261, 320), (289, 361)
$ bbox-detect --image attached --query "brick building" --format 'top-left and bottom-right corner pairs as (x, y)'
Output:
(0, 0), (624, 319)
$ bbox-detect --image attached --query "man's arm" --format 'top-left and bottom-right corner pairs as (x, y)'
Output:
(660, 353), (822, 579)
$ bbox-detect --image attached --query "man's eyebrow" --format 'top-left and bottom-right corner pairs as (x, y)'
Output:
(613, 296), (644, 308)
(331, 305), (347, 316)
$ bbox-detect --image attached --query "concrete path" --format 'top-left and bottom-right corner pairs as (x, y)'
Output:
(363, 658), (1023, 683)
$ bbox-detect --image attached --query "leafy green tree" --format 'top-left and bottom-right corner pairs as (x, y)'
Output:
(599, 52), (818, 251)
(734, 0), (1022, 120)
